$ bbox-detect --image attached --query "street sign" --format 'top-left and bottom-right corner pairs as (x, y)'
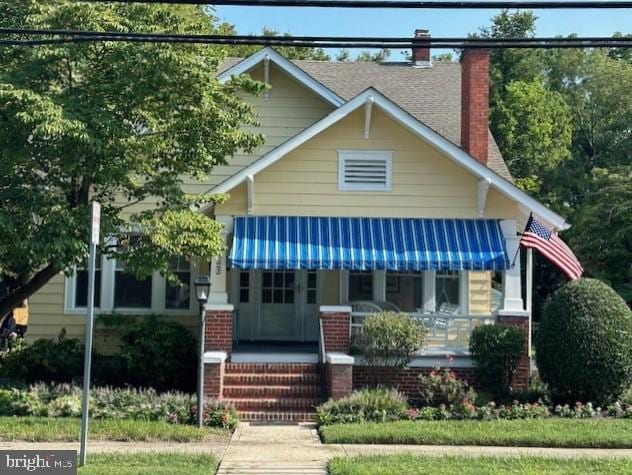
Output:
(90, 202), (101, 245)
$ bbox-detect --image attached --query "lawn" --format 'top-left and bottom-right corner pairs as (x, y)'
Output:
(329, 454), (632, 475)
(79, 453), (216, 475)
(320, 419), (632, 448)
(0, 417), (228, 442)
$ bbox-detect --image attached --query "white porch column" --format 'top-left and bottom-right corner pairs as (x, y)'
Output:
(373, 270), (386, 301)
(423, 270), (436, 312)
(499, 219), (525, 314)
(209, 215), (234, 305)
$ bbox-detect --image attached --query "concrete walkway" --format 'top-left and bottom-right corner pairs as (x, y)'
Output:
(0, 439), (229, 455)
(215, 422), (632, 474)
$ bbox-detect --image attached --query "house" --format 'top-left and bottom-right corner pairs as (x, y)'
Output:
(26, 32), (567, 421)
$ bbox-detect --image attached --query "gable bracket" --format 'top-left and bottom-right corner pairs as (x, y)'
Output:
(364, 96), (374, 139)
(477, 177), (492, 218)
(263, 54), (270, 101)
(247, 175), (255, 215)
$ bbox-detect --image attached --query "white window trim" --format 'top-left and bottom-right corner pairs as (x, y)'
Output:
(64, 257), (198, 316)
(337, 150), (393, 192)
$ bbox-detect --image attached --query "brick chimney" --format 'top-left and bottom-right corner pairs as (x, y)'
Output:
(412, 29), (431, 68)
(460, 49), (489, 165)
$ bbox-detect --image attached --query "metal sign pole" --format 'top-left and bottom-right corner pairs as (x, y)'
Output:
(79, 201), (100, 467)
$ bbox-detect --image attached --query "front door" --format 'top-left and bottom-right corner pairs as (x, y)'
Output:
(257, 270), (298, 340)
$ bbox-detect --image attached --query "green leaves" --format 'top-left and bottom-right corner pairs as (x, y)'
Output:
(0, 1), (262, 310)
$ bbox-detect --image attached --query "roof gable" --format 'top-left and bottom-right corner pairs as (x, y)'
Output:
(218, 47), (345, 107)
(206, 87), (566, 230)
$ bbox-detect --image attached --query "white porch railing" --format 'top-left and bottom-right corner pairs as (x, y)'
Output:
(350, 312), (496, 354)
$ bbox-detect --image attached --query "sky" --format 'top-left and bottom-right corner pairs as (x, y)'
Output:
(213, 2), (632, 59)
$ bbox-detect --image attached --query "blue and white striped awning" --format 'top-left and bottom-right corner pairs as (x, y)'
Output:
(228, 216), (510, 271)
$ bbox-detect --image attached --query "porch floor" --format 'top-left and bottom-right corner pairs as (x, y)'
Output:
(232, 341), (318, 363)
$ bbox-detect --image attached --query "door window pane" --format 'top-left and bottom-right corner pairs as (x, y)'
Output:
(239, 271), (250, 303)
(262, 271), (295, 304)
(436, 271), (460, 313)
(349, 272), (372, 301)
(386, 272), (423, 312)
(165, 256), (191, 310)
(306, 271), (318, 304)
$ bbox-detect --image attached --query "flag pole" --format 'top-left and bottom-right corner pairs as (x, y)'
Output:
(526, 248), (534, 359)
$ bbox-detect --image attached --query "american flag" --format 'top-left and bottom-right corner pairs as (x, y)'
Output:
(521, 216), (583, 281)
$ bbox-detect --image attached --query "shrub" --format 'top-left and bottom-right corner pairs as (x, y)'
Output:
(511, 377), (551, 405)
(316, 388), (409, 425)
(536, 278), (632, 404)
(355, 312), (424, 374)
(470, 324), (525, 399)
(0, 330), (84, 384)
(405, 401), (549, 421)
(554, 402), (599, 419)
(0, 383), (235, 428)
(103, 315), (197, 392)
(418, 368), (477, 407)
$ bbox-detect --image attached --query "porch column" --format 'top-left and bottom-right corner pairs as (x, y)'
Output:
(209, 215), (233, 305)
(205, 304), (234, 356)
(320, 305), (352, 353)
(497, 313), (530, 390)
(499, 219), (524, 312)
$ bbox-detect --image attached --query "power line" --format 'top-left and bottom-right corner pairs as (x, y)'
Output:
(80, 0), (632, 9)
(2, 28), (631, 48)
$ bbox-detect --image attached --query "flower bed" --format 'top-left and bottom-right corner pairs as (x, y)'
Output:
(0, 384), (237, 429)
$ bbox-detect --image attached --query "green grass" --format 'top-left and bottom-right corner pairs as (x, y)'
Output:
(79, 453), (217, 475)
(320, 419), (632, 448)
(0, 417), (228, 442)
(329, 454), (632, 475)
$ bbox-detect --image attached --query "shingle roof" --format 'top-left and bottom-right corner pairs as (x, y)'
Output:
(218, 57), (513, 182)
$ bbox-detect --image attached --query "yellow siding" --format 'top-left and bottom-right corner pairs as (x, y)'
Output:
(485, 188), (518, 220)
(469, 271), (492, 315)
(245, 107), (481, 217)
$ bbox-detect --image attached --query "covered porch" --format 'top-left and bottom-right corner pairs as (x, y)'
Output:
(205, 215), (528, 358)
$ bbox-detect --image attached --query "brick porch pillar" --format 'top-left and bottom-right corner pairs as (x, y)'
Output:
(497, 312), (530, 390)
(204, 304), (234, 356)
(204, 351), (227, 400)
(320, 305), (352, 353)
(320, 306), (354, 400)
(326, 352), (354, 400)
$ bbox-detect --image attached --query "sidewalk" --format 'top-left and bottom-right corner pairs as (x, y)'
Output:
(215, 422), (632, 474)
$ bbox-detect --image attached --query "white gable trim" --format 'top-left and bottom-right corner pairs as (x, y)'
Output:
(205, 88), (567, 231)
(218, 47), (345, 107)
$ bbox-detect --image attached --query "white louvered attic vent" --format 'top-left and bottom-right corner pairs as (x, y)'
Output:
(338, 151), (393, 191)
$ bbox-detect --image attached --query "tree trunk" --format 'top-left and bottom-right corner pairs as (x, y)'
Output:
(0, 265), (60, 320)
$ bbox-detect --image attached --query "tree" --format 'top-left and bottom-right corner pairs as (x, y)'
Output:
(0, 1), (264, 317)
(493, 80), (572, 193)
(356, 49), (391, 63)
(227, 27), (331, 60)
(569, 168), (632, 298)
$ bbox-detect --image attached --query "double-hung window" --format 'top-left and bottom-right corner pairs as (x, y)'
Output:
(114, 261), (152, 309)
(74, 255), (102, 308)
(165, 256), (191, 310)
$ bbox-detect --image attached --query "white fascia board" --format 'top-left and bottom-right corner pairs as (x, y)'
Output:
(204, 87), (567, 230)
(217, 47), (344, 107)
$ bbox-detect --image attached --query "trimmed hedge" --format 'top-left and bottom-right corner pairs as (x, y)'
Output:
(536, 278), (632, 403)
(470, 324), (525, 399)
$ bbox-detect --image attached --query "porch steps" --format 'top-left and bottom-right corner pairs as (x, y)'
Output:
(222, 363), (322, 423)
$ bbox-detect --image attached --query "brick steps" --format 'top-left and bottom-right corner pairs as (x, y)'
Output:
(224, 373), (320, 386)
(225, 363), (319, 374)
(237, 411), (317, 423)
(222, 362), (322, 422)
(223, 384), (320, 399)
